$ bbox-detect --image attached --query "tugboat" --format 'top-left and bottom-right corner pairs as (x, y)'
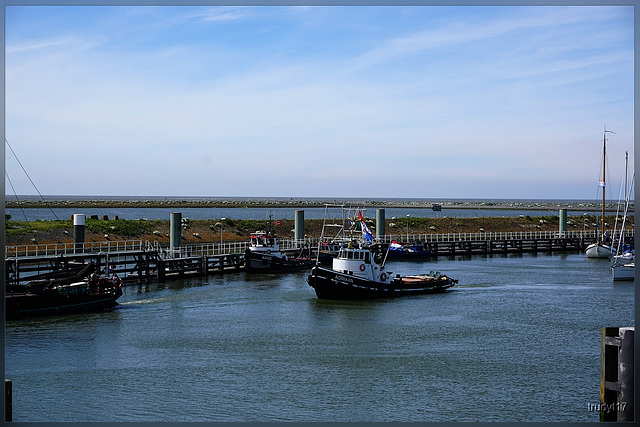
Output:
(244, 231), (314, 273)
(5, 263), (123, 320)
(307, 207), (457, 300)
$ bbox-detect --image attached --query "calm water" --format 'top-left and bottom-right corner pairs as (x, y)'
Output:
(4, 253), (634, 422)
(6, 206), (601, 222)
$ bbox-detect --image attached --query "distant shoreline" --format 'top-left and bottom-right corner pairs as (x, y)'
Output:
(4, 198), (625, 211)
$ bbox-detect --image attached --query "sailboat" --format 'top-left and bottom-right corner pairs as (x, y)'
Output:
(611, 152), (634, 280)
(585, 125), (615, 258)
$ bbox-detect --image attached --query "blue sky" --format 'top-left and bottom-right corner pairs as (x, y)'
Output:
(3, 4), (635, 200)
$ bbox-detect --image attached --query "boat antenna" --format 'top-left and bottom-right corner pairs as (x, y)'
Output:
(5, 138), (62, 221)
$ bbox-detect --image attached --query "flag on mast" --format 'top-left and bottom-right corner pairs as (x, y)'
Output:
(358, 210), (373, 243)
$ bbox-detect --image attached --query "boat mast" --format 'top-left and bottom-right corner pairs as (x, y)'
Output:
(601, 125), (615, 243)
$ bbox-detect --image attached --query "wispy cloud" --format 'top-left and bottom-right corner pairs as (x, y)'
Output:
(4, 5), (634, 198)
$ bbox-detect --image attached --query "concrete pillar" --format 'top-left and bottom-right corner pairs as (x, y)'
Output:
(295, 210), (304, 242)
(376, 209), (385, 239)
(600, 327), (634, 421)
(73, 214), (85, 254)
(559, 209), (567, 235)
(170, 212), (182, 249)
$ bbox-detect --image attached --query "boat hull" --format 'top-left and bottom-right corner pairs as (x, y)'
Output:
(6, 290), (122, 320)
(307, 266), (455, 300)
(585, 243), (612, 258)
(612, 264), (635, 281)
(244, 250), (314, 273)
(385, 249), (432, 260)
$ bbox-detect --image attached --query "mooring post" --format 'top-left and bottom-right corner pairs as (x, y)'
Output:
(5, 379), (12, 422)
(376, 209), (385, 240)
(600, 326), (634, 421)
(559, 209), (567, 236)
(294, 210), (304, 244)
(73, 214), (85, 254)
(170, 212), (182, 255)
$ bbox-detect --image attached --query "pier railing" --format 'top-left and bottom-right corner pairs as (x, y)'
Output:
(4, 240), (145, 258)
(5, 229), (634, 259)
(376, 229), (625, 244)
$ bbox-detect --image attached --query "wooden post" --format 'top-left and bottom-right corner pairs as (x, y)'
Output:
(601, 327), (634, 421)
(156, 258), (166, 282)
(5, 379), (12, 422)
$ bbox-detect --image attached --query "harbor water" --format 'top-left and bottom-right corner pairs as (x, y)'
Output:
(5, 206), (609, 222)
(4, 252), (634, 422)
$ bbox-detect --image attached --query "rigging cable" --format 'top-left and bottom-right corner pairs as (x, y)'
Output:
(5, 138), (62, 221)
(5, 171), (29, 221)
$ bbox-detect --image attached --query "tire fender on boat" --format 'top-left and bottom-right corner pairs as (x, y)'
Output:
(380, 273), (387, 281)
(359, 264), (366, 271)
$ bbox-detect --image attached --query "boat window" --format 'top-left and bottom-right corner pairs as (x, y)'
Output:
(365, 252), (370, 262)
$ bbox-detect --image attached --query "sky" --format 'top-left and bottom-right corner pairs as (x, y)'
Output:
(3, 3), (635, 200)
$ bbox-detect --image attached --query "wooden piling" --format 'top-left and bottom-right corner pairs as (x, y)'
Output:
(5, 379), (11, 422)
(601, 327), (634, 421)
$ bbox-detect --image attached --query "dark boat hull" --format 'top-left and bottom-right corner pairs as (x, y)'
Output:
(385, 249), (432, 259)
(244, 251), (314, 273)
(6, 290), (122, 320)
(374, 243), (431, 260)
(307, 266), (455, 300)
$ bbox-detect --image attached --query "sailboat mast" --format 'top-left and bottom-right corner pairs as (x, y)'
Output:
(601, 125), (606, 242)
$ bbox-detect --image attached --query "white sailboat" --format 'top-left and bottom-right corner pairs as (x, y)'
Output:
(585, 125), (615, 258)
(611, 152), (634, 281)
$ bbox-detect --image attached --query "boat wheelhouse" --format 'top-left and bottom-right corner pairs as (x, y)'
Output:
(244, 231), (313, 273)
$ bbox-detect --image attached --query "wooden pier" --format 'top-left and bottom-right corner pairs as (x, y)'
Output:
(4, 230), (634, 286)
(423, 236), (584, 255)
(5, 247), (246, 286)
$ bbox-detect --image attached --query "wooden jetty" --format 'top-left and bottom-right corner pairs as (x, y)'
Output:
(4, 230), (634, 286)
(5, 242), (247, 286)
(423, 235), (584, 255)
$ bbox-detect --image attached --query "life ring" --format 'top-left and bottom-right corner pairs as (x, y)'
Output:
(359, 264), (366, 271)
(380, 273), (387, 281)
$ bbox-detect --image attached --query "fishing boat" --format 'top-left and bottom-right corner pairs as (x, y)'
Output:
(243, 231), (314, 273)
(586, 125), (615, 258)
(5, 263), (123, 320)
(307, 207), (457, 300)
